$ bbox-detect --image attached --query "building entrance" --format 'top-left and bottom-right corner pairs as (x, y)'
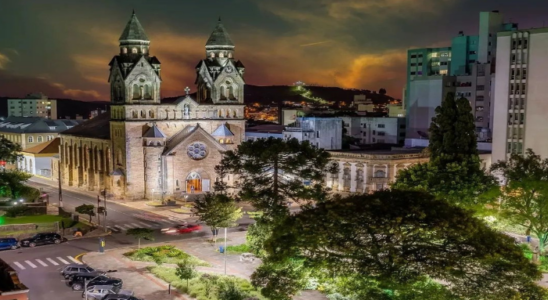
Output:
(186, 172), (202, 193)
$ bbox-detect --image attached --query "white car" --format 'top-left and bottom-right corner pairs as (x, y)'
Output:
(239, 253), (256, 263)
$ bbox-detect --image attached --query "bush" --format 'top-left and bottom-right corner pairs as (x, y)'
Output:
(5, 205), (30, 217)
(124, 245), (209, 266)
(14, 186), (41, 202)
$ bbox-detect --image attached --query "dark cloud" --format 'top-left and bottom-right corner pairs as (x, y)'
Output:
(0, 0), (546, 100)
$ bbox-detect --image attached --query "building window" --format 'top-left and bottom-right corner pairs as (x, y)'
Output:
(410, 54), (417, 58)
(28, 136), (33, 143)
(410, 72), (416, 75)
(132, 48), (138, 54)
(37, 136), (43, 143)
(410, 63), (416, 66)
(374, 170), (386, 178)
(377, 132), (385, 136)
(378, 124), (385, 128)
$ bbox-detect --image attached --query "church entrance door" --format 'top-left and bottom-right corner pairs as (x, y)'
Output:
(186, 172), (202, 193)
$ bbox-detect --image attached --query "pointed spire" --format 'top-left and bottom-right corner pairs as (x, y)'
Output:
(206, 19), (234, 47)
(119, 11), (149, 42)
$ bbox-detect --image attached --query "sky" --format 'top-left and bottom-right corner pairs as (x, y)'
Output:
(0, 0), (546, 101)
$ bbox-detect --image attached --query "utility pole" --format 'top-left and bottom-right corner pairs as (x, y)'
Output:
(103, 188), (108, 233)
(96, 196), (101, 227)
(58, 160), (63, 208)
(224, 227), (227, 275)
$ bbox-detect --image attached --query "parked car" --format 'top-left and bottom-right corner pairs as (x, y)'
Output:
(61, 264), (103, 279)
(0, 238), (19, 250)
(239, 252), (256, 263)
(81, 285), (133, 299)
(20, 233), (62, 247)
(68, 273), (122, 291)
(161, 224), (201, 234)
(102, 294), (142, 300)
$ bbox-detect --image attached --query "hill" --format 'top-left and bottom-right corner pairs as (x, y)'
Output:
(0, 97), (109, 119)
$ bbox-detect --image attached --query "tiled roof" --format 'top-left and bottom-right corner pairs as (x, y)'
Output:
(21, 138), (60, 155)
(212, 123), (234, 137)
(119, 11), (149, 41)
(143, 124), (166, 138)
(61, 113), (111, 140)
(206, 21), (234, 47)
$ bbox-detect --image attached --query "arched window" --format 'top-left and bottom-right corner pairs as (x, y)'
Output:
(228, 52), (232, 58)
(37, 136), (43, 143)
(142, 48), (147, 54)
(140, 110), (146, 118)
(28, 136), (33, 143)
(219, 52), (224, 58)
(133, 84), (140, 99)
(218, 109), (223, 118)
(183, 105), (190, 118)
(132, 110), (138, 118)
(228, 85), (235, 100)
(374, 170), (386, 178)
(226, 109), (231, 118)
(233, 110), (237, 118)
(132, 48), (138, 54)
(144, 85), (151, 99)
(219, 86), (226, 100)
(210, 52), (215, 58)
(148, 110), (155, 118)
(123, 47), (127, 54)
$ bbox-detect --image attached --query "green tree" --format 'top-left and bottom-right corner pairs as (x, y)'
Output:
(176, 257), (195, 289)
(215, 137), (336, 218)
(257, 190), (544, 300)
(126, 227), (154, 249)
(0, 170), (31, 198)
(194, 193), (243, 243)
(491, 149), (548, 254)
(75, 204), (96, 223)
(251, 259), (309, 300)
(393, 93), (496, 208)
(0, 135), (22, 164)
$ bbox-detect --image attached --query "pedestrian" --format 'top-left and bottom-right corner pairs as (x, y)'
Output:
(191, 185), (195, 194)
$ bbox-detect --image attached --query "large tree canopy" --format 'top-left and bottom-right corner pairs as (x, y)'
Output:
(393, 93), (496, 208)
(257, 190), (544, 300)
(0, 135), (22, 164)
(491, 149), (548, 253)
(215, 137), (336, 217)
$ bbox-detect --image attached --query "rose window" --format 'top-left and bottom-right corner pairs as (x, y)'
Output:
(187, 142), (207, 160)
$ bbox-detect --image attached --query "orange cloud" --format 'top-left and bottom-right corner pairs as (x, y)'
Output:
(0, 52), (10, 69)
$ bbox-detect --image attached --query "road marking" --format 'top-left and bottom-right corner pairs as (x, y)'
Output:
(113, 225), (123, 230)
(137, 221), (152, 227)
(36, 259), (48, 267)
(46, 258), (59, 266)
(25, 260), (37, 268)
(68, 256), (81, 264)
(74, 253), (87, 263)
(130, 223), (142, 228)
(57, 257), (69, 264)
(13, 262), (26, 270)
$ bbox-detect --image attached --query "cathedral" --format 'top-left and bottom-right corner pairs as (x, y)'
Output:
(60, 12), (245, 200)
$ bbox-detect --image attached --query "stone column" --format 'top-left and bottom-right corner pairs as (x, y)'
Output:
(363, 163), (368, 193)
(338, 161), (344, 191)
(350, 163), (357, 193)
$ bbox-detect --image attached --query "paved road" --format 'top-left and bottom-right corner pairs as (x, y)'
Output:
(27, 179), (192, 234)
(0, 229), (210, 300)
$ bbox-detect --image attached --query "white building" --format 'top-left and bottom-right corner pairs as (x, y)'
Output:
(492, 28), (548, 162)
(18, 138), (60, 178)
(342, 116), (406, 145)
(283, 117), (342, 150)
(8, 93), (58, 119)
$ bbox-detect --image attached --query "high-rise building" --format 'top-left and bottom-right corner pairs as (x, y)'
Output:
(8, 93), (58, 119)
(404, 11), (517, 142)
(492, 28), (548, 162)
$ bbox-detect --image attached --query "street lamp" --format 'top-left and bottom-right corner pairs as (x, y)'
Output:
(19, 199), (23, 203)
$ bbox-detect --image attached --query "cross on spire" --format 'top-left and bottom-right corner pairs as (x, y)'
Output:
(184, 87), (190, 95)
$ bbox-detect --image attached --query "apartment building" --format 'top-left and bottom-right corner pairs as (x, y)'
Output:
(8, 93), (58, 119)
(342, 116), (406, 145)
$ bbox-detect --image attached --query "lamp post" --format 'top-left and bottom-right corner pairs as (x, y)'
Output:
(224, 227), (227, 275)
(58, 160), (63, 208)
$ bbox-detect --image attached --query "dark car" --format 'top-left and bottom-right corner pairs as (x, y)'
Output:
(20, 233), (62, 247)
(102, 294), (142, 300)
(68, 273), (122, 291)
(61, 264), (103, 279)
(0, 238), (19, 250)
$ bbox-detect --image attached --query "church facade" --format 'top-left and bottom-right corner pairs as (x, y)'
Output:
(60, 13), (245, 200)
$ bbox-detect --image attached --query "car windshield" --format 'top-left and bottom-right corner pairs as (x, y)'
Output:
(31, 234), (42, 239)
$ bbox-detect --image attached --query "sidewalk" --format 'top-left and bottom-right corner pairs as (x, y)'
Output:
(82, 231), (327, 300)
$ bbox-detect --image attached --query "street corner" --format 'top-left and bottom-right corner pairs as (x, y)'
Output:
(74, 252), (87, 264)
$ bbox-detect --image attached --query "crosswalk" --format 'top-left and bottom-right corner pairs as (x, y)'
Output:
(107, 219), (186, 233)
(13, 255), (81, 270)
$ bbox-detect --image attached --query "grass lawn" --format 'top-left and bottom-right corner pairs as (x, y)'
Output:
(148, 266), (266, 300)
(124, 245), (210, 267)
(226, 243), (251, 254)
(1, 215), (72, 225)
(521, 244), (548, 273)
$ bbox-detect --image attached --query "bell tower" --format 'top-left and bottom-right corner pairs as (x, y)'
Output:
(195, 19), (245, 104)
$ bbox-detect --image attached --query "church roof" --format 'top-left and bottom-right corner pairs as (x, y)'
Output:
(61, 113), (111, 140)
(21, 138), (60, 155)
(206, 20), (234, 47)
(163, 124), (226, 155)
(235, 60), (245, 68)
(119, 11), (149, 41)
(211, 123), (234, 137)
(143, 124), (166, 138)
